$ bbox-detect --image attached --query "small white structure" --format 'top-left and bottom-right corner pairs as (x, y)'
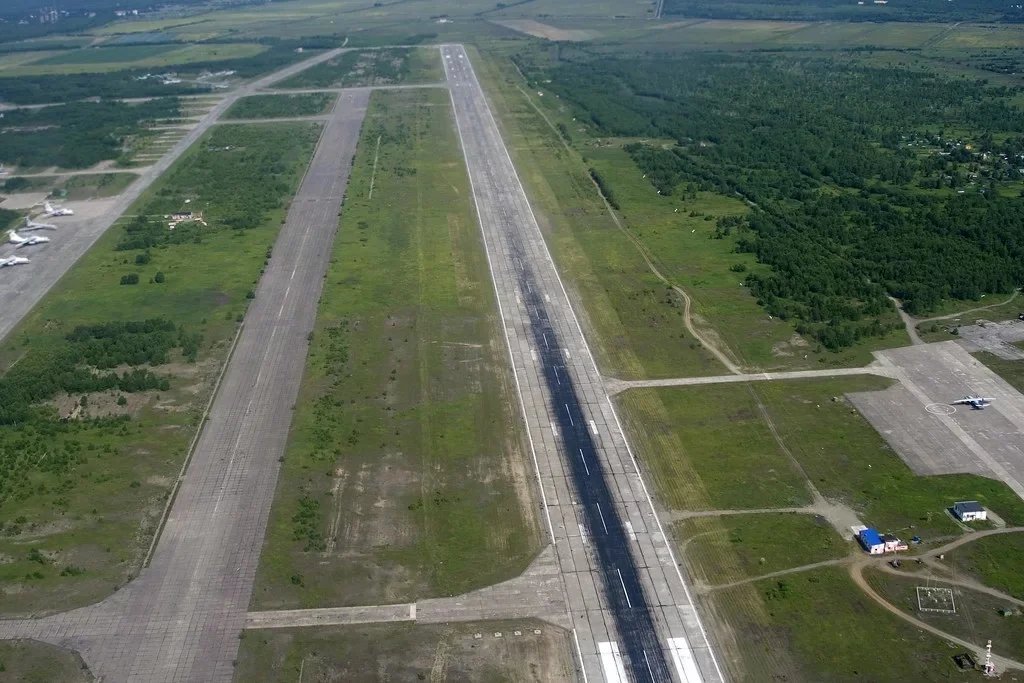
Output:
(953, 501), (987, 522)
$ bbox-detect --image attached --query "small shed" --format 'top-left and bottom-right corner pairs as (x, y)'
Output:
(953, 501), (987, 522)
(858, 528), (885, 554)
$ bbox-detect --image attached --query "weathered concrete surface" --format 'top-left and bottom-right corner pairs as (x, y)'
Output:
(956, 319), (1024, 360)
(0, 89), (370, 683)
(851, 341), (1024, 500)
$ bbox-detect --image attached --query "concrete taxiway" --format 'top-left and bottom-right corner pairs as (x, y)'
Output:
(0, 88), (369, 681)
(0, 47), (347, 345)
(442, 44), (723, 683)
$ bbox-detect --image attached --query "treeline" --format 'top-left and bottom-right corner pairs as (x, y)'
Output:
(0, 317), (199, 425)
(530, 51), (1024, 348)
(663, 0), (1024, 22)
(0, 41), (322, 105)
(0, 97), (179, 168)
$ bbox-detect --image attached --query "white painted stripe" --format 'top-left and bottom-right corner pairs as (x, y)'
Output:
(409, 603), (416, 620)
(550, 421), (558, 437)
(595, 502), (609, 534)
(667, 637), (703, 683)
(530, 348), (537, 361)
(563, 348), (572, 359)
(589, 419), (598, 436)
(578, 523), (589, 545)
(616, 568), (632, 608)
(578, 448), (590, 476)
(598, 642), (628, 683)
(625, 521), (637, 541)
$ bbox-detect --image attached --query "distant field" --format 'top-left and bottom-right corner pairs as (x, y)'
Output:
(278, 47), (442, 88)
(0, 639), (92, 682)
(223, 93), (336, 120)
(2, 173), (138, 200)
(235, 621), (574, 682)
(250, 88), (539, 610)
(6, 42), (267, 76)
(0, 122), (320, 615)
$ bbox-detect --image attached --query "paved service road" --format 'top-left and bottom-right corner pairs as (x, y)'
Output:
(0, 47), (347, 346)
(442, 45), (724, 683)
(0, 89), (370, 682)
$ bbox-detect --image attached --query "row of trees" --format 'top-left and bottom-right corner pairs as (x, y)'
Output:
(530, 51), (1024, 348)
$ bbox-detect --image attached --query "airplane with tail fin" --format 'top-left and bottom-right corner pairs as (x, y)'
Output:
(0, 255), (29, 268)
(22, 216), (57, 232)
(8, 230), (50, 248)
(43, 201), (73, 217)
(952, 395), (995, 410)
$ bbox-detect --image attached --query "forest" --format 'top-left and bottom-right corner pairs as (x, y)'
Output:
(663, 0), (1024, 22)
(525, 50), (1024, 349)
(0, 318), (193, 427)
(0, 97), (179, 169)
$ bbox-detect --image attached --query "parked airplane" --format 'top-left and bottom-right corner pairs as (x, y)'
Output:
(8, 230), (50, 248)
(22, 217), (57, 232)
(952, 395), (995, 410)
(43, 201), (73, 217)
(0, 255), (29, 267)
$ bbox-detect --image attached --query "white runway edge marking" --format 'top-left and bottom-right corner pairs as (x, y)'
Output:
(668, 637), (703, 683)
(588, 419), (598, 436)
(550, 421), (559, 437)
(598, 642), (628, 683)
(579, 523), (589, 545)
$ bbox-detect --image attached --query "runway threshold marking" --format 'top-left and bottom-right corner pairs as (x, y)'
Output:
(598, 641), (628, 683)
(667, 637), (703, 683)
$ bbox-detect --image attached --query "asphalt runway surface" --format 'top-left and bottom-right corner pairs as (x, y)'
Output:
(442, 45), (724, 683)
(0, 47), (346, 346)
(0, 88), (370, 681)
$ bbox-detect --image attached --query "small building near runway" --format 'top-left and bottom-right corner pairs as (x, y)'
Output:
(857, 527), (885, 554)
(952, 500), (987, 522)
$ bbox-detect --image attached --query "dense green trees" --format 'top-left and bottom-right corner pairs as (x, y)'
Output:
(528, 51), (1024, 348)
(0, 98), (180, 169)
(663, 0), (1024, 22)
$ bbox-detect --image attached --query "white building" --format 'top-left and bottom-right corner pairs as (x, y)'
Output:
(953, 501), (987, 522)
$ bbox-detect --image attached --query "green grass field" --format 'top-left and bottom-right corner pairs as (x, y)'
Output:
(974, 350), (1024, 395)
(0, 123), (320, 616)
(234, 621), (573, 682)
(707, 566), (968, 681)
(946, 532), (1024, 601)
(865, 567), (1024, 663)
(222, 93), (336, 119)
(673, 513), (849, 586)
(277, 47), (442, 89)
(0, 639), (92, 682)
(249, 88), (539, 611)
(619, 378), (1024, 540)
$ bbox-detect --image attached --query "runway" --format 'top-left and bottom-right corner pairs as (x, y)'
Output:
(0, 89), (369, 681)
(0, 46), (347, 346)
(442, 45), (724, 682)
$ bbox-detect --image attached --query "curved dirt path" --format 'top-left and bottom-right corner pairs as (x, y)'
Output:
(514, 83), (744, 375)
(916, 289), (1020, 325)
(849, 561), (1024, 672)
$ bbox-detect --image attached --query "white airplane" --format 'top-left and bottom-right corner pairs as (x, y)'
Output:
(8, 230), (50, 248)
(952, 395), (995, 410)
(0, 255), (29, 267)
(22, 217), (57, 232)
(43, 201), (73, 217)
